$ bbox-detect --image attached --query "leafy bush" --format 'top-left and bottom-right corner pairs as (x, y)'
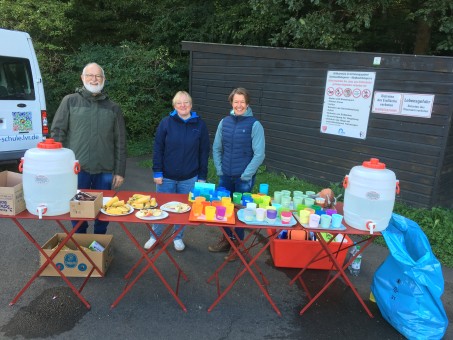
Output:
(45, 42), (184, 140)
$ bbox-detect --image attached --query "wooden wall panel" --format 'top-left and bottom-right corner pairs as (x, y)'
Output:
(182, 42), (453, 208)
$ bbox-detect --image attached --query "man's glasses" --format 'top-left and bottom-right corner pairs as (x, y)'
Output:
(83, 74), (104, 80)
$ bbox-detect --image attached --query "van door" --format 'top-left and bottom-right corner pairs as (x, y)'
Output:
(0, 29), (47, 162)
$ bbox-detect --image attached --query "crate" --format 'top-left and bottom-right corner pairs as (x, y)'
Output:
(267, 229), (351, 269)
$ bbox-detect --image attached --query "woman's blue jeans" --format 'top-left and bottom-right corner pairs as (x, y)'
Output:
(151, 176), (197, 240)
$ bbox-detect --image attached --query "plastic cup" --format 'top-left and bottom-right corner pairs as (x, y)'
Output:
(305, 190), (316, 197)
(315, 197), (326, 208)
(243, 208), (255, 221)
(311, 205), (322, 211)
(266, 209), (277, 224)
(293, 196), (304, 210)
(281, 211), (292, 224)
(299, 210), (310, 224)
(320, 214), (332, 228)
(211, 200), (222, 207)
(194, 196), (206, 204)
(315, 209), (326, 216)
(225, 203), (234, 217)
(205, 206), (216, 220)
(242, 194), (254, 206)
(293, 190), (303, 197)
(326, 208), (337, 216)
(215, 205), (226, 220)
(304, 197), (315, 207)
(221, 196), (232, 205)
(259, 183), (269, 195)
(251, 194), (262, 204)
(281, 190), (291, 197)
(261, 195), (271, 206)
(296, 204), (307, 212)
(273, 191), (282, 204)
(246, 202), (257, 211)
(331, 214), (343, 228)
(308, 213), (321, 228)
(304, 207), (315, 214)
(255, 208), (266, 222)
(281, 196), (291, 208)
(259, 203), (269, 209)
(232, 192), (242, 204)
(192, 202), (203, 217)
(201, 201), (211, 214)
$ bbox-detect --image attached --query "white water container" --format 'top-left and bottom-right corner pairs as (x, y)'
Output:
(343, 158), (399, 233)
(20, 139), (80, 218)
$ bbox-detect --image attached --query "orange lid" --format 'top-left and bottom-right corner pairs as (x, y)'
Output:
(362, 158), (385, 169)
(37, 138), (62, 149)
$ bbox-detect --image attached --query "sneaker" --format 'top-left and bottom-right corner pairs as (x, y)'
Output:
(208, 235), (231, 252)
(144, 237), (156, 250)
(174, 239), (185, 252)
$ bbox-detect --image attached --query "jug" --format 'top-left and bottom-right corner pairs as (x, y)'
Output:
(19, 139), (80, 218)
(343, 158), (399, 233)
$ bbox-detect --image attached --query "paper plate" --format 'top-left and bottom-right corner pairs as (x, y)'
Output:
(135, 210), (169, 220)
(101, 204), (134, 216)
(160, 201), (191, 213)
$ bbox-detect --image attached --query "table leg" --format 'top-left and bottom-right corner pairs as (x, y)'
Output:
(297, 233), (376, 317)
(207, 228), (281, 316)
(111, 223), (188, 311)
(10, 219), (92, 309)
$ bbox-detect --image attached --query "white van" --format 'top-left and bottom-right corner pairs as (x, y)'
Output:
(0, 28), (47, 162)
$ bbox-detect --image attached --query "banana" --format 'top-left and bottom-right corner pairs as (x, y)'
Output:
(105, 196), (119, 207)
(135, 195), (151, 204)
(112, 200), (125, 207)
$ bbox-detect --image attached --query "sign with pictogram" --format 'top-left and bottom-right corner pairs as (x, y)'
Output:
(320, 70), (376, 139)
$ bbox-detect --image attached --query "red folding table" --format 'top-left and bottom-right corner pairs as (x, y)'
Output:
(99, 191), (198, 312)
(204, 217), (287, 316)
(290, 203), (381, 317)
(4, 189), (116, 310)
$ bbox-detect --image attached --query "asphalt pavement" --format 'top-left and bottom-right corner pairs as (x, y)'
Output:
(0, 156), (451, 339)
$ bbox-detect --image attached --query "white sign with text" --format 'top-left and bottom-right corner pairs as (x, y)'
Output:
(372, 91), (434, 118)
(320, 70), (376, 139)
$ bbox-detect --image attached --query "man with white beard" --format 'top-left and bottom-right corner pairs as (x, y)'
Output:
(51, 62), (127, 234)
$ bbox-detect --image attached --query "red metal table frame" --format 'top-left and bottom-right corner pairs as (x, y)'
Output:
(290, 204), (381, 317)
(3, 189), (116, 310)
(204, 217), (287, 316)
(99, 192), (198, 312)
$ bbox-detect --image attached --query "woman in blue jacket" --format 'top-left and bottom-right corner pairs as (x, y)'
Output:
(144, 91), (210, 251)
(208, 87), (265, 260)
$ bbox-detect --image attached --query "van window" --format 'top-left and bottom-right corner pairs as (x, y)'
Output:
(0, 56), (35, 100)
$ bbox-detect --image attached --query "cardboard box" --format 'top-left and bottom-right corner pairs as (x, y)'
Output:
(39, 233), (113, 277)
(267, 229), (351, 269)
(70, 192), (103, 218)
(0, 171), (26, 215)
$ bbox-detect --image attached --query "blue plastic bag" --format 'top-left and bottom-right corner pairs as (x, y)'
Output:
(371, 213), (448, 339)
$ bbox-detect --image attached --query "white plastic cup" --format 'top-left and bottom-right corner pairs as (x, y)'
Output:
(255, 208), (266, 222)
(308, 214), (321, 228)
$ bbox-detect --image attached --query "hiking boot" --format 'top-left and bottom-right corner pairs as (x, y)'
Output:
(224, 239), (241, 262)
(208, 235), (231, 252)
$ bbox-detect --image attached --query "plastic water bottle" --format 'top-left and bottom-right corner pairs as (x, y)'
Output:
(345, 242), (357, 267)
(349, 245), (362, 276)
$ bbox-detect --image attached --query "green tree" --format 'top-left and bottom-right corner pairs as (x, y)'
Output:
(49, 43), (182, 139)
